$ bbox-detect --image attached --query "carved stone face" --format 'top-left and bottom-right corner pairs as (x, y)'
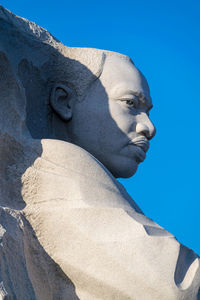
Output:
(56, 55), (156, 178)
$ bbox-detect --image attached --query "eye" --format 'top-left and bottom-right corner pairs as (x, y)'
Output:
(120, 95), (139, 108)
(125, 99), (137, 108)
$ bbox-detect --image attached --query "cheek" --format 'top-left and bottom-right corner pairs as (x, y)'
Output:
(71, 101), (108, 146)
(109, 101), (137, 134)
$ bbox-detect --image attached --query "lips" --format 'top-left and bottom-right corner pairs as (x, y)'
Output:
(129, 136), (149, 152)
(128, 137), (150, 162)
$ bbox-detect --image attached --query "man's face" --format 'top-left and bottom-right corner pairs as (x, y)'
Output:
(68, 55), (156, 178)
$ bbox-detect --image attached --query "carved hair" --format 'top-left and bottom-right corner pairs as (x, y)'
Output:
(0, 5), (131, 138)
(0, 5), (131, 101)
(44, 47), (131, 101)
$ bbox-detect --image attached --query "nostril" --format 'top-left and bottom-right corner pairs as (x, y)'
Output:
(136, 122), (156, 140)
(136, 123), (149, 138)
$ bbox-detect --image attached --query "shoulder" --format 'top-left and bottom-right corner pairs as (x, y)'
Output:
(39, 139), (112, 179)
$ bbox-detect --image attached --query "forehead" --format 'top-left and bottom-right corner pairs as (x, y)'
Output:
(100, 55), (152, 104)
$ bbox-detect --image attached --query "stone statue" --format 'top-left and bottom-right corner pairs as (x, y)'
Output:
(0, 6), (199, 300)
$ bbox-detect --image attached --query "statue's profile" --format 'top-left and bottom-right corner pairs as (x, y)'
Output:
(0, 6), (199, 300)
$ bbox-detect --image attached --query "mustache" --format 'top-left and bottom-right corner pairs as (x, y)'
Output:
(128, 136), (150, 152)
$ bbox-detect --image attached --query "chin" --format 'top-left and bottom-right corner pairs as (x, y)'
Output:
(108, 157), (139, 179)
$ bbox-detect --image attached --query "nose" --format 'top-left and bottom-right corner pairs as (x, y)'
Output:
(136, 114), (156, 140)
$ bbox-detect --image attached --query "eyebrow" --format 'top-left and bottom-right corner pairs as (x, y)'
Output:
(115, 89), (153, 110)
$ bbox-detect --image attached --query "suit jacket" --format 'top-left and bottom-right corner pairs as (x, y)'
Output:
(21, 139), (200, 300)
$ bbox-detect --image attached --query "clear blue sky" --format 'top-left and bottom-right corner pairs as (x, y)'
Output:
(2, 0), (200, 253)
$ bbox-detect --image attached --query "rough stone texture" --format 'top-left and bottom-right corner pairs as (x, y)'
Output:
(0, 5), (200, 300)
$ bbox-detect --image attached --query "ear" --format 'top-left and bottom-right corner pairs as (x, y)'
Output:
(50, 84), (75, 121)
